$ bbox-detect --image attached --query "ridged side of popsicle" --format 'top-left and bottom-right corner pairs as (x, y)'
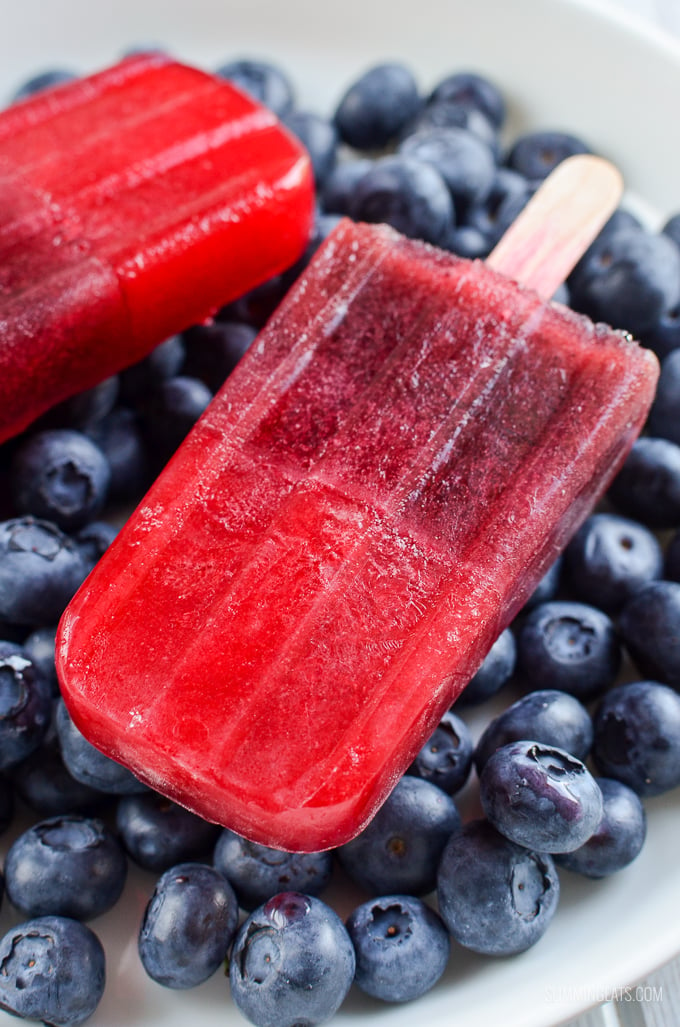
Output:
(57, 221), (658, 850)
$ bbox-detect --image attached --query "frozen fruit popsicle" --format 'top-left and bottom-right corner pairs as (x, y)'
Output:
(56, 157), (659, 852)
(0, 52), (314, 443)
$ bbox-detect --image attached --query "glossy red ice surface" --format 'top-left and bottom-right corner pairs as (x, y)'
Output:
(57, 220), (659, 851)
(0, 52), (314, 442)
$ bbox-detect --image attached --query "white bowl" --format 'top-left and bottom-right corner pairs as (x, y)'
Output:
(1, 2), (679, 1026)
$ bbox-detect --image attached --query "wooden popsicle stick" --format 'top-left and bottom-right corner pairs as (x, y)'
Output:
(486, 154), (623, 299)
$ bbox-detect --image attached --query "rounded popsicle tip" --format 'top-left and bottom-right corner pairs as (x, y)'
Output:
(558, 152), (624, 198)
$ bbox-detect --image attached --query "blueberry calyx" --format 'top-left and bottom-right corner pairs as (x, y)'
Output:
(368, 902), (412, 940)
(8, 520), (63, 560)
(526, 743), (585, 779)
(0, 657), (32, 716)
(34, 818), (104, 852)
(510, 852), (554, 919)
(236, 922), (281, 983)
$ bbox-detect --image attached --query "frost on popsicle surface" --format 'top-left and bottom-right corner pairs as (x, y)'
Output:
(57, 219), (658, 851)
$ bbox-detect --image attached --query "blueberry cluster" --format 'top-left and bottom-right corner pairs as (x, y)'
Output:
(214, 54), (680, 345)
(1, 55), (679, 1027)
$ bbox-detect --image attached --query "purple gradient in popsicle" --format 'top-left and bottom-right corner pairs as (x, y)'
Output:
(57, 220), (658, 849)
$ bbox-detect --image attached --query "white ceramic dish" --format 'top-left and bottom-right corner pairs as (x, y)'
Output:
(0, 1), (679, 1025)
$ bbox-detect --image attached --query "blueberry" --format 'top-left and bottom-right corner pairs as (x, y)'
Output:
(479, 740), (603, 852)
(11, 741), (104, 817)
(0, 642), (52, 770)
(222, 272), (291, 329)
(643, 302), (680, 361)
(75, 521), (117, 575)
(11, 69), (77, 102)
(0, 915), (105, 1026)
(608, 437), (680, 529)
(437, 819), (559, 955)
(56, 698), (147, 795)
(350, 154), (454, 246)
(662, 211), (680, 251)
(516, 600), (621, 699)
(569, 227), (680, 337)
(4, 814), (127, 920)
(346, 895), (449, 1003)
(85, 406), (149, 502)
(428, 71), (506, 130)
(522, 554), (564, 611)
(337, 776), (460, 896)
(182, 321), (258, 393)
(556, 778), (647, 878)
(38, 376), (120, 432)
(213, 830), (333, 911)
(406, 709), (473, 794)
(403, 99), (499, 154)
(592, 681), (680, 796)
(117, 792), (220, 872)
(334, 62), (421, 150)
(474, 689), (593, 772)
(22, 626), (58, 696)
(138, 862), (238, 989)
(462, 166), (533, 245)
(229, 893), (355, 1027)
(320, 158), (373, 215)
(505, 130), (590, 180)
(618, 580), (680, 686)
(139, 375), (212, 464)
(216, 58), (294, 118)
(446, 223), (491, 259)
(648, 349), (680, 444)
(118, 334), (186, 406)
(398, 127), (496, 209)
(0, 523), (84, 630)
(10, 430), (110, 532)
(284, 110), (338, 187)
(564, 513), (663, 612)
(458, 626), (516, 705)
(600, 207), (644, 239)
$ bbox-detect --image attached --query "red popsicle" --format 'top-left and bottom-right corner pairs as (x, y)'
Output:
(56, 157), (659, 851)
(0, 52), (314, 442)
